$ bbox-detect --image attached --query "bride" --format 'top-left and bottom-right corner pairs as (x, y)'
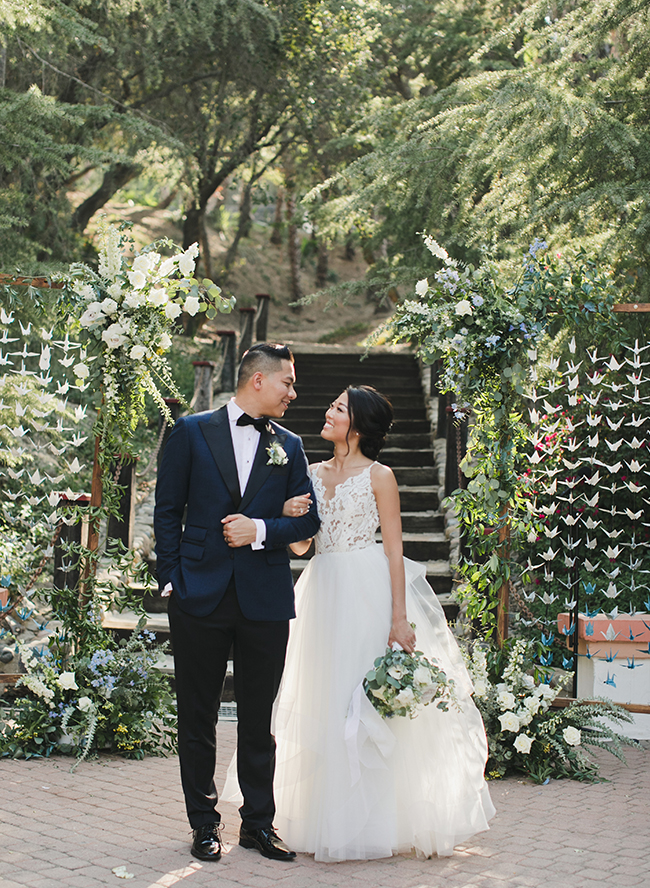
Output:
(226, 385), (495, 861)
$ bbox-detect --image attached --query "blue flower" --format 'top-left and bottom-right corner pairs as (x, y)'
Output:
(485, 334), (500, 347)
(528, 238), (548, 258)
(472, 294), (484, 307)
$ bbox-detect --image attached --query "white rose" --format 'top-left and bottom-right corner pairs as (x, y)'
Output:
(127, 269), (147, 290)
(99, 297), (118, 316)
(524, 695), (541, 715)
(158, 256), (177, 277)
(539, 683), (556, 699)
(185, 242), (200, 258)
(159, 332), (172, 351)
(183, 294), (201, 316)
(57, 671), (78, 690)
(78, 696), (94, 713)
(178, 251), (197, 276)
(132, 252), (160, 274)
(514, 734), (533, 754)
(79, 302), (104, 327)
(107, 282), (123, 299)
(394, 687), (415, 707)
(413, 665), (432, 686)
(165, 301), (183, 320)
(388, 664), (406, 680)
(563, 726), (581, 747)
(472, 679), (488, 698)
(123, 291), (146, 309)
(521, 674), (535, 689)
(73, 363), (90, 379)
(498, 711), (520, 733)
(130, 345), (148, 361)
(415, 278), (429, 297)
(102, 323), (128, 349)
(147, 288), (167, 308)
(455, 299), (473, 317)
(518, 710), (532, 726)
(497, 691), (516, 711)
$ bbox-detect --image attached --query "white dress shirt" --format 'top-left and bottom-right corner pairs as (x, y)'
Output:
(226, 398), (266, 550)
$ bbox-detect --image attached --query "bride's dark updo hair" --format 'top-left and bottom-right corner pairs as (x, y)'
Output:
(345, 385), (393, 460)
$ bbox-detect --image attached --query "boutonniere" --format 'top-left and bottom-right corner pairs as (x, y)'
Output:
(266, 440), (288, 466)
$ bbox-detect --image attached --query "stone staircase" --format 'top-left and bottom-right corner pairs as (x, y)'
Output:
(284, 348), (453, 606)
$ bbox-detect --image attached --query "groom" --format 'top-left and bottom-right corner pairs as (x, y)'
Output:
(154, 343), (319, 862)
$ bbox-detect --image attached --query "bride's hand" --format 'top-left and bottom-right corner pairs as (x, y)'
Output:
(389, 619), (416, 654)
(282, 493), (312, 517)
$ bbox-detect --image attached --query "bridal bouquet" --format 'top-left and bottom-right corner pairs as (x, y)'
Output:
(363, 639), (456, 719)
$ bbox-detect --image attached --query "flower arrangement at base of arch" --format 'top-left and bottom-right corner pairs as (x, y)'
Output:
(466, 640), (636, 782)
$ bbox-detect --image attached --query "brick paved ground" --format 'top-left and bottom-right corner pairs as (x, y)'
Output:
(1, 723), (648, 888)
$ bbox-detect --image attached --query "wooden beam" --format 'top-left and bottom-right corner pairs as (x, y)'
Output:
(612, 303), (650, 313)
(553, 696), (650, 715)
(0, 674), (21, 685)
(0, 273), (64, 289)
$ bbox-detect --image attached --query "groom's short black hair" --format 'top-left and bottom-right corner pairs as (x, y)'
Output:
(237, 342), (294, 388)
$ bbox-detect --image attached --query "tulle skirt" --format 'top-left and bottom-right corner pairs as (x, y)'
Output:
(224, 544), (495, 862)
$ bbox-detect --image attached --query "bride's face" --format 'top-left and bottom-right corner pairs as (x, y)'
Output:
(321, 392), (351, 442)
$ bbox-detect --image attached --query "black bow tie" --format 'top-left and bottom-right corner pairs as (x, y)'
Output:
(236, 413), (269, 434)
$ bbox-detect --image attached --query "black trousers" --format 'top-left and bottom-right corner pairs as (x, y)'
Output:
(168, 579), (290, 830)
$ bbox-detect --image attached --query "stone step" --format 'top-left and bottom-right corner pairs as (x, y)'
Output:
(398, 485), (440, 512)
(294, 391), (425, 408)
(304, 447), (435, 467)
(401, 510), (445, 533)
(396, 532), (450, 562)
(295, 378), (424, 394)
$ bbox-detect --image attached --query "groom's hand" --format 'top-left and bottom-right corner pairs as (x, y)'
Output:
(222, 514), (257, 547)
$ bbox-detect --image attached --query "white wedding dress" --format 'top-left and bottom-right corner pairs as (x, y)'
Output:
(224, 463), (495, 861)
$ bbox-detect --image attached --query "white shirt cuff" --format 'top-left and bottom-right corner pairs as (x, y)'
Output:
(251, 519), (266, 550)
(161, 582), (173, 597)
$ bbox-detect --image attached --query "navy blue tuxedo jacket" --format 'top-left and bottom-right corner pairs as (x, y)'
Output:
(153, 405), (320, 620)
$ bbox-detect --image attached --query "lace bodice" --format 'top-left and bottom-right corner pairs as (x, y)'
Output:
(311, 463), (379, 554)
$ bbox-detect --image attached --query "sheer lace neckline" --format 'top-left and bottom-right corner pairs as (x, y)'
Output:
(313, 462), (375, 504)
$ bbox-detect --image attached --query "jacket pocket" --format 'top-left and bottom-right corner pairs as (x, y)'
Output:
(183, 524), (207, 542)
(180, 540), (204, 561)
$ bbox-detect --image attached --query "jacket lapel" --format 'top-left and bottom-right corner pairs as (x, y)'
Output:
(199, 406), (241, 509)
(239, 424), (287, 513)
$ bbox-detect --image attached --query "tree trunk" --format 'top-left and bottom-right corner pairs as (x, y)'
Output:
(270, 187), (284, 244)
(71, 163), (142, 232)
(286, 189), (303, 310)
(224, 174), (255, 272)
(316, 238), (328, 288)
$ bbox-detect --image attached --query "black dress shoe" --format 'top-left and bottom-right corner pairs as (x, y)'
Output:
(239, 825), (297, 861)
(191, 822), (223, 861)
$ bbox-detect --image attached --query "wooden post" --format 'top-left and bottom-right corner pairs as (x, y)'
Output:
(157, 398), (181, 469)
(238, 307), (256, 361)
(255, 293), (271, 341)
(496, 505), (511, 648)
(190, 360), (217, 413)
(216, 330), (237, 392)
(53, 494), (91, 594)
(106, 456), (138, 549)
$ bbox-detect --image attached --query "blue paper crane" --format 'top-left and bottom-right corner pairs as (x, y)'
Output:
(604, 672), (617, 687)
(585, 621), (595, 637)
(637, 643), (650, 656)
(622, 657), (643, 670)
(563, 656), (575, 670)
(628, 626), (645, 640)
(584, 645), (601, 659)
(539, 651), (553, 666)
(541, 632), (555, 646)
(583, 605), (601, 618)
(560, 622), (575, 637)
(600, 649), (617, 663)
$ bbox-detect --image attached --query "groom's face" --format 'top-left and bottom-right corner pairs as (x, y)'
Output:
(257, 359), (297, 417)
